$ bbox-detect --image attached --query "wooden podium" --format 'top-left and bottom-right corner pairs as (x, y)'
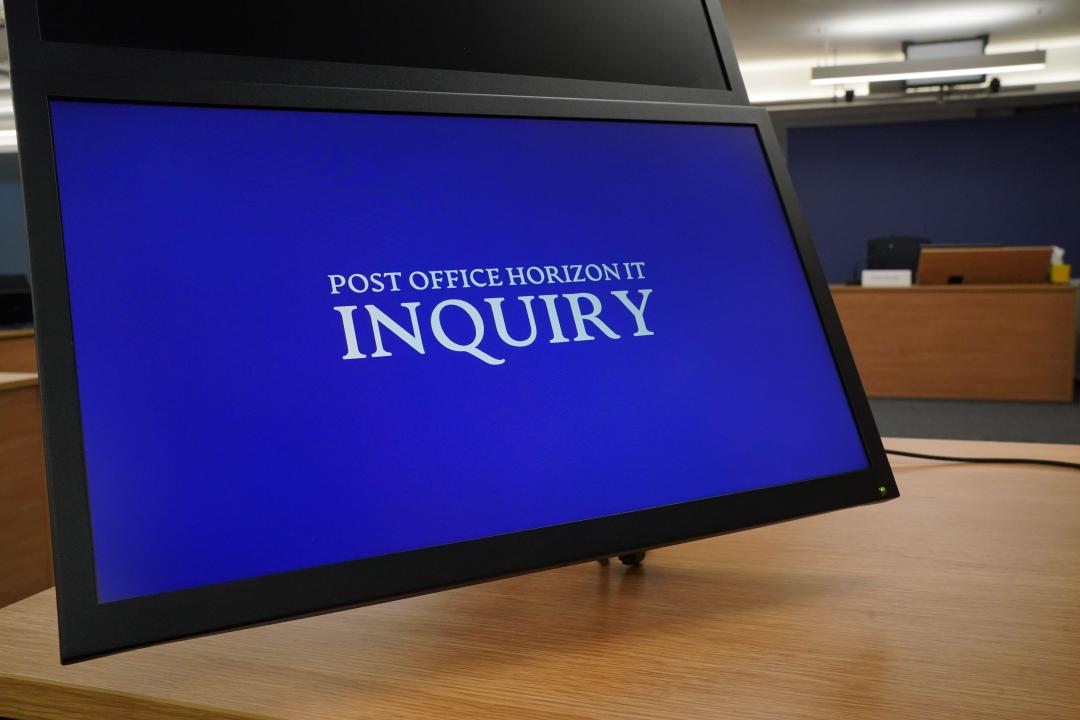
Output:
(831, 285), (1078, 401)
(1, 439), (1078, 719)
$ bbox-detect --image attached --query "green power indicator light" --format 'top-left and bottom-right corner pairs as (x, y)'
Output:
(878, 486), (888, 497)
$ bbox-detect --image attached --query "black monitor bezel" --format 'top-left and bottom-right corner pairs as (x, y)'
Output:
(8, 3), (897, 665)
(8, 0), (750, 106)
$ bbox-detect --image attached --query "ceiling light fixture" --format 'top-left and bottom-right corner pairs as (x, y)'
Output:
(828, 6), (1029, 37)
(0, 128), (18, 151)
(810, 50), (1046, 85)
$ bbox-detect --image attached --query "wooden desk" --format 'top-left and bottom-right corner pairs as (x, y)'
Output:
(1, 438), (1077, 719)
(0, 329), (37, 374)
(0, 373), (51, 609)
(831, 284), (1078, 401)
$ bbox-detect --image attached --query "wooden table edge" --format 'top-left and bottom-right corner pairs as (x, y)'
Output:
(0, 674), (275, 720)
(0, 372), (39, 392)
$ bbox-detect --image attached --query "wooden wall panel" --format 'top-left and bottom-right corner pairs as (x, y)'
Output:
(0, 377), (51, 608)
(0, 330), (37, 373)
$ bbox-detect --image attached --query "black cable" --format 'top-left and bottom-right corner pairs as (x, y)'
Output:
(885, 448), (1080, 472)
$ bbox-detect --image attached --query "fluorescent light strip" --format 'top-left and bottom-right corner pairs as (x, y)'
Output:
(828, 7), (1028, 38)
(810, 50), (1046, 86)
(0, 129), (18, 151)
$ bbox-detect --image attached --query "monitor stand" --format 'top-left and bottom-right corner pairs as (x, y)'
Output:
(597, 551), (646, 567)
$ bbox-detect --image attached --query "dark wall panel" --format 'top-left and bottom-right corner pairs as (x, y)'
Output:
(786, 108), (1080, 283)
(0, 155), (28, 276)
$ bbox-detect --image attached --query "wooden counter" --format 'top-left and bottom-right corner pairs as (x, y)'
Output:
(0, 372), (51, 609)
(0, 329), (36, 374)
(831, 284), (1078, 401)
(1, 438), (1078, 719)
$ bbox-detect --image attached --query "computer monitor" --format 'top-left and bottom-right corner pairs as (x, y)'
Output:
(10, 3), (895, 664)
(867, 237), (931, 273)
(917, 246), (1054, 285)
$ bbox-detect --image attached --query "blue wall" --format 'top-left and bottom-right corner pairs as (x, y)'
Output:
(0, 154), (28, 276)
(785, 109), (1080, 284)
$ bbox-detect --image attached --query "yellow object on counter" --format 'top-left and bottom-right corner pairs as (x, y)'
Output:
(1050, 263), (1071, 284)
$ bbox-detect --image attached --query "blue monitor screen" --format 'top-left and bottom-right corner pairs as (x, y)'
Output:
(49, 100), (869, 603)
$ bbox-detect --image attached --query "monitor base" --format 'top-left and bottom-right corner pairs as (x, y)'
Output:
(597, 551), (646, 567)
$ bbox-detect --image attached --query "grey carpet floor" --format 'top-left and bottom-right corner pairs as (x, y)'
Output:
(869, 396), (1080, 445)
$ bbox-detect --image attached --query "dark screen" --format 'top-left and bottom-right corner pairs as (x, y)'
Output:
(37, 0), (729, 90)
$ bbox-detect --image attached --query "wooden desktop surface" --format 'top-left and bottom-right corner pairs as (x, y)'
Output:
(1, 438), (1078, 720)
(831, 284), (1078, 401)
